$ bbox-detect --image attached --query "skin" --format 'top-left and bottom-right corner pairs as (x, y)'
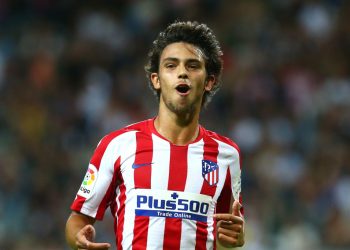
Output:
(65, 42), (244, 249)
(215, 200), (245, 248)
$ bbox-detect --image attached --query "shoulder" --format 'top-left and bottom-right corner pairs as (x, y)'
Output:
(202, 127), (241, 154)
(89, 119), (151, 166)
(97, 119), (152, 148)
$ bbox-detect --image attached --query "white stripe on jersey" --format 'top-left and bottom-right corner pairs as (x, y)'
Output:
(184, 139), (205, 193)
(146, 134), (171, 249)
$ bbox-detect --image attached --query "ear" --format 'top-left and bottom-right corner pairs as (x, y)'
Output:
(151, 73), (161, 90)
(204, 75), (216, 91)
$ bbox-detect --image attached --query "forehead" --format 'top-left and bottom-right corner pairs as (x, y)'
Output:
(160, 42), (205, 62)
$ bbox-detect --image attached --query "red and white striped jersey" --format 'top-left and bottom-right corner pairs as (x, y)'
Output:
(71, 118), (242, 250)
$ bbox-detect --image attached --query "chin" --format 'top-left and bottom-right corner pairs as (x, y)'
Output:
(166, 100), (188, 113)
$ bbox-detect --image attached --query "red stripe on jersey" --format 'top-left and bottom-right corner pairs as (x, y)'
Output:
(71, 195), (86, 211)
(167, 146), (188, 190)
(132, 131), (153, 249)
(106, 158), (123, 248)
(196, 136), (219, 250)
(163, 145), (188, 249)
(117, 180), (126, 250)
(216, 169), (232, 214)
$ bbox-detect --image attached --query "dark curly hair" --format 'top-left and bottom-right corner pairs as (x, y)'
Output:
(145, 21), (223, 106)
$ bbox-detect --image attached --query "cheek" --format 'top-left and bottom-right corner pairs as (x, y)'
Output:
(193, 75), (207, 90)
(158, 73), (173, 88)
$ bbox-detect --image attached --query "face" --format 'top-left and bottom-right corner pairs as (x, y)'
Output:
(151, 42), (215, 116)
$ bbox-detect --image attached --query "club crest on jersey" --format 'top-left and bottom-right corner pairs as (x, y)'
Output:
(77, 164), (98, 198)
(202, 160), (219, 186)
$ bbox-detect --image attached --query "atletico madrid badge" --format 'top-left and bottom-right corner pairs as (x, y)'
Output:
(202, 160), (219, 186)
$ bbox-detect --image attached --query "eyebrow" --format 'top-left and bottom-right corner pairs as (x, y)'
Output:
(162, 57), (202, 63)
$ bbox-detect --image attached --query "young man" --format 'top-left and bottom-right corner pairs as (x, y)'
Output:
(66, 21), (244, 249)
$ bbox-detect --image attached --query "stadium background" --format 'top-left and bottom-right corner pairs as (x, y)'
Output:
(0, 0), (350, 249)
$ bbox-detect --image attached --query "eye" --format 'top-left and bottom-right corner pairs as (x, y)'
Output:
(165, 63), (176, 69)
(187, 63), (200, 70)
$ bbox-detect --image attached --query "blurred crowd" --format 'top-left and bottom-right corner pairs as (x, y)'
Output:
(0, 0), (349, 249)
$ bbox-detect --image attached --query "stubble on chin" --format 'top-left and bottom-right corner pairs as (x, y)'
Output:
(163, 95), (202, 125)
(168, 101), (194, 115)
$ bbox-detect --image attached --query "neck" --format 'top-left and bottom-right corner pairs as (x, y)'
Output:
(154, 104), (200, 145)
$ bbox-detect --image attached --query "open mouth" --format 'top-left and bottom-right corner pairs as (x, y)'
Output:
(176, 84), (190, 94)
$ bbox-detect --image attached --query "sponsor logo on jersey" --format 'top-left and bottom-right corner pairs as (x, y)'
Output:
(132, 162), (153, 169)
(202, 160), (219, 186)
(78, 164), (98, 198)
(135, 189), (213, 222)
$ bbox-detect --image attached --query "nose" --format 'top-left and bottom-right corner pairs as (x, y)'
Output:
(178, 63), (188, 79)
